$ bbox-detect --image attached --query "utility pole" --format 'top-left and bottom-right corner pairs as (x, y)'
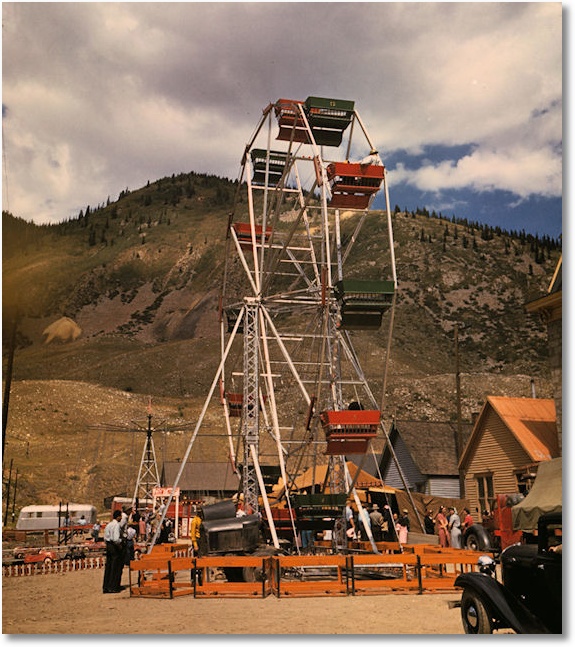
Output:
(454, 324), (463, 457)
(11, 468), (18, 523)
(2, 311), (18, 461)
(3, 459), (13, 526)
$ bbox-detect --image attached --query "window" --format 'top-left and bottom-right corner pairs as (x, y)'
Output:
(475, 474), (494, 513)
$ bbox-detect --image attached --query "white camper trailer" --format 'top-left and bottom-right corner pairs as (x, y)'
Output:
(16, 504), (97, 531)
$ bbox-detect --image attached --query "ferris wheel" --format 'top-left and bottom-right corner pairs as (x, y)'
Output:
(162, 96), (399, 550)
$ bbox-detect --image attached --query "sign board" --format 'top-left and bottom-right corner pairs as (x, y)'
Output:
(152, 487), (180, 498)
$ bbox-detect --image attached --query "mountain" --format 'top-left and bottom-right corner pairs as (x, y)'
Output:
(1, 173), (561, 509)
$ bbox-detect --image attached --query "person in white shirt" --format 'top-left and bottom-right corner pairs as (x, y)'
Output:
(103, 510), (124, 593)
(359, 149), (382, 167)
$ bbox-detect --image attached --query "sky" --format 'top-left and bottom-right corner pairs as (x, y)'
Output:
(1, 1), (564, 239)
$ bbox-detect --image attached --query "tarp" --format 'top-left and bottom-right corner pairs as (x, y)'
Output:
(512, 457), (562, 531)
(293, 462), (395, 493)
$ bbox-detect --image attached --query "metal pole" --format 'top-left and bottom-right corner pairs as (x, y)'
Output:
(11, 469), (18, 523)
(3, 458), (13, 526)
(2, 313), (18, 461)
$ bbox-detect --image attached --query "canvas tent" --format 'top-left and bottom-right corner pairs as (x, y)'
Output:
(289, 462), (469, 536)
(512, 457), (562, 531)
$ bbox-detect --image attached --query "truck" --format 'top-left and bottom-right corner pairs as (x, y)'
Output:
(463, 457), (562, 553)
(462, 493), (524, 553)
(198, 499), (285, 582)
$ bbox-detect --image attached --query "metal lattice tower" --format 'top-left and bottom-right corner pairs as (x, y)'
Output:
(132, 413), (161, 506)
(242, 300), (260, 514)
(88, 404), (196, 516)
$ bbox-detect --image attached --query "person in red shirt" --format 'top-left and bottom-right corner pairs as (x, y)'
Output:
(462, 507), (474, 531)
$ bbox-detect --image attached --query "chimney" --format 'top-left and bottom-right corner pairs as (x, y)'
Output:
(530, 378), (537, 398)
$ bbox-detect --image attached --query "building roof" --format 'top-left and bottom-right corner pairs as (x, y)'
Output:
(382, 420), (473, 477)
(525, 255), (562, 319)
(548, 255), (562, 294)
(161, 461), (240, 492)
(460, 396), (558, 468)
(293, 461), (394, 492)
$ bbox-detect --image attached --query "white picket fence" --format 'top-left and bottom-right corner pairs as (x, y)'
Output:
(2, 556), (106, 577)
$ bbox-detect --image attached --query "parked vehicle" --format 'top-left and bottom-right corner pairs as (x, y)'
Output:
(16, 504), (97, 531)
(198, 499), (282, 582)
(462, 493), (524, 552)
(463, 458), (562, 554)
(19, 548), (60, 565)
(455, 512), (562, 634)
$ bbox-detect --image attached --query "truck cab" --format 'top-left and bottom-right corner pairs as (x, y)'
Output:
(463, 493), (524, 552)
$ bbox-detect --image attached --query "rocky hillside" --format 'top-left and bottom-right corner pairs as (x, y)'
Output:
(2, 173), (561, 510)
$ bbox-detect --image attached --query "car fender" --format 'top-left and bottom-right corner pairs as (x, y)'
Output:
(455, 572), (551, 634)
(463, 523), (492, 550)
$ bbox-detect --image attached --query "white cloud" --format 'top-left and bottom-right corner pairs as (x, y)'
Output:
(2, 2), (563, 225)
(391, 142), (561, 198)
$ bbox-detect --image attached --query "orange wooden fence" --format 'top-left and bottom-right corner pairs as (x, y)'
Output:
(128, 545), (484, 599)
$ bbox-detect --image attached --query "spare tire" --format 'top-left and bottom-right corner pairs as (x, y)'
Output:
(463, 524), (492, 551)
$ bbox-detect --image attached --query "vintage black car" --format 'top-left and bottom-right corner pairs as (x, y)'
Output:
(454, 511), (562, 634)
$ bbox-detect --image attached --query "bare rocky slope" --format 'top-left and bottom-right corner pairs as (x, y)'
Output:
(2, 174), (561, 511)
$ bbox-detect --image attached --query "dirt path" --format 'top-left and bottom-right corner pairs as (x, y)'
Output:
(2, 568), (465, 634)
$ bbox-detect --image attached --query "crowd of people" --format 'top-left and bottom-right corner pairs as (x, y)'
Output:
(101, 497), (475, 591)
(344, 500), (411, 545)
(426, 505), (474, 548)
(344, 501), (475, 549)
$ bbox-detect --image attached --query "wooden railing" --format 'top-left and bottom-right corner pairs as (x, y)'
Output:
(127, 546), (485, 599)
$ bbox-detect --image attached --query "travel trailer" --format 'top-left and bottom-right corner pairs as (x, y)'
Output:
(16, 504), (97, 531)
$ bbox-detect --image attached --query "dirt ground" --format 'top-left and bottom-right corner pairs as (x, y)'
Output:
(2, 568), (465, 635)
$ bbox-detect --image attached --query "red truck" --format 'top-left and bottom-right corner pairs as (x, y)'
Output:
(462, 493), (524, 553)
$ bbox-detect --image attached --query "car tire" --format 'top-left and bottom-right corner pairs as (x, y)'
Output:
(43, 557), (53, 565)
(465, 531), (480, 551)
(242, 566), (258, 582)
(461, 589), (494, 634)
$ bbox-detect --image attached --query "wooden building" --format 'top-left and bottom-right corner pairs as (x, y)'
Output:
(525, 255), (562, 451)
(160, 461), (240, 504)
(458, 396), (559, 516)
(378, 420), (472, 498)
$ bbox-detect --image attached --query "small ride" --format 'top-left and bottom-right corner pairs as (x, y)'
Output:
(455, 512), (562, 634)
(20, 548), (59, 564)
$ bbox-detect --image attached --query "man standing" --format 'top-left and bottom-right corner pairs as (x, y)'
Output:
(369, 503), (384, 542)
(190, 507), (203, 557)
(103, 509), (124, 593)
(424, 509), (435, 535)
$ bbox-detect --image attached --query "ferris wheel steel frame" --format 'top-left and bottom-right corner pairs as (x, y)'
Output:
(150, 96), (422, 551)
